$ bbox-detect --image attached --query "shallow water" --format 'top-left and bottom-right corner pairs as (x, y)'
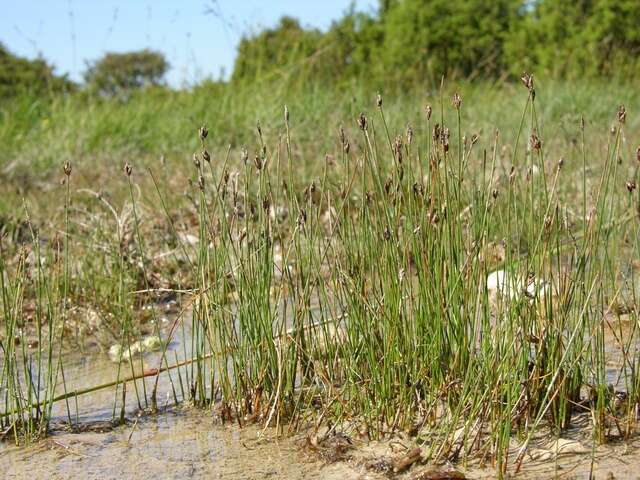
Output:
(2, 297), (640, 478)
(4, 407), (640, 480)
(1, 409), (356, 480)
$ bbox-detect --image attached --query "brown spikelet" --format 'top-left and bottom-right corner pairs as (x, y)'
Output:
(199, 125), (208, 142)
(442, 127), (450, 153)
(627, 180), (636, 193)
(520, 72), (534, 91)
(530, 132), (541, 152)
(520, 72), (535, 100)
(297, 208), (307, 227)
(406, 124), (413, 146)
(393, 135), (403, 164)
(433, 124), (441, 143)
(254, 155), (263, 171)
(452, 93), (462, 110)
(357, 113), (367, 131)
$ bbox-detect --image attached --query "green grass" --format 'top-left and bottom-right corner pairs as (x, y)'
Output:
(2, 77), (640, 476)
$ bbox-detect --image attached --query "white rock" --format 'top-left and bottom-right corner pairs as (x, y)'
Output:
(487, 270), (549, 301)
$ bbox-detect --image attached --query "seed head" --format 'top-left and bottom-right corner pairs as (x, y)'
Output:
(530, 132), (541, 152)
(452, 93), (462, 110)
(425, 104), (432, 120)
(357, 113), (367, 131)
(256, 121), (262, 137)
(198, 175), (205, 191)
(384, 177), (393, 196)
(240, 147), (249, 165)
(618, 105), (626, 124)
(365, 191), (374, 204)
(199, 125), (208, 142)
(520, 72), (534, 91)
(193, 153), (201, 169)
(636, 146), (640, 163)
(124, 162), (132, 176)
(393, 135), (403, 164)
(63, 161), (72, 177)
(406, 124), (413, 145)
(254, 155), (263, 171)
(297, 208), (307, 227)
(383, 226), (391, 241)
(284, 105), (289, 123)
(202, 150), (211, 163)
(442, 127), (450, 153)
(627, 180), (636, 193)
(492, 188), (499, 199)
(376, 93), (383, 108)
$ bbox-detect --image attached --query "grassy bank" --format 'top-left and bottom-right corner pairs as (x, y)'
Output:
(2, 77), (640, 475)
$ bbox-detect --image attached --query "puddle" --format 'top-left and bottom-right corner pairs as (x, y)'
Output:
(2, 294), (640, 478)
(0, 408), (357, 480)
(4, 407), (640, 479)
(0, 313), (196, 424)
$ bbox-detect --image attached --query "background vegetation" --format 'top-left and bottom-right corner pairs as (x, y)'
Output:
(1, 0), (639, 183)
(230, 0), (640, 88)
(3, 2), (640, 475)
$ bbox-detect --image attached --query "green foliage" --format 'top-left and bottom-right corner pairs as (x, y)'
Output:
(505, 0), (640, 78)
(231, 0), (640, 86)
(380, 0), (520, 85)
(84, 49), (169, 96)
(0, 43), (74, 100)
(231, 17), (323, 84)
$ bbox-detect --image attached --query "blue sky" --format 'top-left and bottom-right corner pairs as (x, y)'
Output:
(1, 0), (377, 86)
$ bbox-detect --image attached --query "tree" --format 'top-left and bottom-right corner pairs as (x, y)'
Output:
(84, 49), (169, 96)
(231, 17), (323, 84)
(0, 43), (75, 100)
(504, 0), (640, 78)
(379, 0), (520, 85)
